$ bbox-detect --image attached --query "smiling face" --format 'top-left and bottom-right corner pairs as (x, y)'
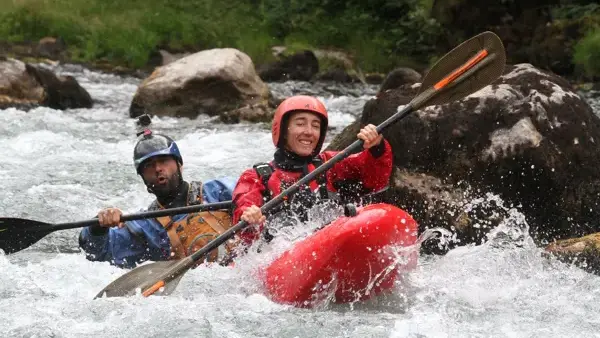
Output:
(283, 111), (322, 157)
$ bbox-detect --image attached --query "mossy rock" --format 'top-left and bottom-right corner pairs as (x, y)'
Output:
(545, 233), (600, 275)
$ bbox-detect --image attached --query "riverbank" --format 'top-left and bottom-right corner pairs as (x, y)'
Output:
(1, 61), (600, 338)
(0, 0), (439, 76)
(1, 0), (600, 81)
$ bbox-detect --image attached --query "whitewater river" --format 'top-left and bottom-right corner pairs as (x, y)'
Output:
(1, 64), (599, 337)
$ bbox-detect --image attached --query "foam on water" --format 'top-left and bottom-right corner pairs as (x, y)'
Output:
(2, 64), (600, 337)
(391, 197), (600, 337)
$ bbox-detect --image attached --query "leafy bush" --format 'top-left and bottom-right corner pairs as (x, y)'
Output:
(0, 0), (443, 72)
(573, 28), (600, 78)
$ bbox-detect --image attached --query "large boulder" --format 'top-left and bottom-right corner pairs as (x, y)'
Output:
(312, 49), (363, 84)
(257, 50), (319, 82)
(35, 37), (67, 60)
(387, 168), (509, 254)
(0, 57), (93, 110)
(129, 48), (271, 122)
(545, 232), (600, 275)
(328, 63), (600, 248)
(379, 68), (422, 93)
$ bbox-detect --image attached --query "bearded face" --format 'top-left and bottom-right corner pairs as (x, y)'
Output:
(139, 155), (182, 196)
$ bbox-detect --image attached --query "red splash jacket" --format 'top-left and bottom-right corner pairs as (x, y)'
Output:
(232, 139), (393, 245)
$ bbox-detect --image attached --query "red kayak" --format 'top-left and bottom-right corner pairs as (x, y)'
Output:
(261, 203), (419, 308)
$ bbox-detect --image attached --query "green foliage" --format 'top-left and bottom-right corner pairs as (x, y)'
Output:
(0, 0), (443, 72)
(573, 28), (600, 78)
(552, 3), (600, 20)
(259, 0), (443, 71)
(4, 0), (600, 77)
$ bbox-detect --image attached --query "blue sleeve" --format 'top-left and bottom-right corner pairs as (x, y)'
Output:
(202, 177), (237, 203)
(79, 219), (171, 268)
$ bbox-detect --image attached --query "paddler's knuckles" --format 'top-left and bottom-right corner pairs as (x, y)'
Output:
(156, 210), (236, 262)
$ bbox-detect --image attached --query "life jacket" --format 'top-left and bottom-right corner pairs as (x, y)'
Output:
(149, 181), (236, 262)
(253, 158), (332, 206)
(252, 159), (336, 242)
(253, 157), (371, 209)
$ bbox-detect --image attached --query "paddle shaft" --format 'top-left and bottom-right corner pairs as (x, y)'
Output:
(150, 109), (417, 284)
(42, 201), (232, 232)
(184, 106), (418, 267)
(123, 31), (507, 297)
(184, 49), (499, 265)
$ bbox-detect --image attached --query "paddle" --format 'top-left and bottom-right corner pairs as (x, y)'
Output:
(94, 31), (506, 299)
(0, 201), (232, 255)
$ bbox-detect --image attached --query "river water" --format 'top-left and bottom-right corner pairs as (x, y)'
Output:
(1, 64), (599, 337)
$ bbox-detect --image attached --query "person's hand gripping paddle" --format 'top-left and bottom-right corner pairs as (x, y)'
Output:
(94, 31), (506, 299)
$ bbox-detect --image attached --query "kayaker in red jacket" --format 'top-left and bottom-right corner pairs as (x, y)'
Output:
(232, 95), (393, 245)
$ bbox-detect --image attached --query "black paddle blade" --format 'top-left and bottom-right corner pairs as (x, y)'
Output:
(94, 259), (185, 299)
(0, 218), (53, 254)
(414, 31), (506, 109)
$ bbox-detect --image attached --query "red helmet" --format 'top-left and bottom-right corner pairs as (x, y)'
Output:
(272, 95), (329, 154)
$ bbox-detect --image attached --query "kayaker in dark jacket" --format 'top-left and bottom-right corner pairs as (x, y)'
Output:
(79, 130), (237, 268)
(231, 95), (393, 246)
